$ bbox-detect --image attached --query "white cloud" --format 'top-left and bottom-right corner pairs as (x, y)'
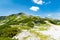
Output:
(47, 14), (52, 17)
(29, 6), (39, 11)
(33, 0), (44, 5)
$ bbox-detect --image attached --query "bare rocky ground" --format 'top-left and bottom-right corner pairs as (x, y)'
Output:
(13, 21), (60, 40)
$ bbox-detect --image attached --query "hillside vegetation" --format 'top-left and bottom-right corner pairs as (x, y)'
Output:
(0, 12), (60, 40)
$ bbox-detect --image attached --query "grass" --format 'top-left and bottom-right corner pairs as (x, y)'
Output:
(30, 30), (48, 40)
(22, 36), (30, 40)
(30, 29), (56, 40)
(38, 24), (51, 31)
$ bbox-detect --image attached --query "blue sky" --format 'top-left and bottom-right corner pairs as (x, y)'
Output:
(0, 0), (60, 19)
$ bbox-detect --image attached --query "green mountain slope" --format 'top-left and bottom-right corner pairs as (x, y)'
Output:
(0, 12), (60, 40)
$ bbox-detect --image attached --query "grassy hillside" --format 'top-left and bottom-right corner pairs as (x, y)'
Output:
(0, 12), (60, 40)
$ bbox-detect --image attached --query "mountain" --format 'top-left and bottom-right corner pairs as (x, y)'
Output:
(0, 12), (60, 25)
(0, 12), (60, 40)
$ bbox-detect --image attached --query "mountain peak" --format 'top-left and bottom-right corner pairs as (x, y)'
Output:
(18, 12), (26, 15)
